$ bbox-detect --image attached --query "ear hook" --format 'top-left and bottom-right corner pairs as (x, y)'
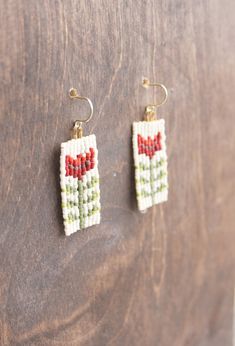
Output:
(142, 78), (168, 120)
(69, 88), (94, 139)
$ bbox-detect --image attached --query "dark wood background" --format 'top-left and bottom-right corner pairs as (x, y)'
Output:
(0, 1), (235, 345)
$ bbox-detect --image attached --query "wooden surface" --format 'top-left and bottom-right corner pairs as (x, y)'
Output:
(0, 1), (235, 345)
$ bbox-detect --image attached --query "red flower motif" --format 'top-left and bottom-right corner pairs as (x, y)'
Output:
(65, 147), (95, 180)
(137, 132), (162, 159)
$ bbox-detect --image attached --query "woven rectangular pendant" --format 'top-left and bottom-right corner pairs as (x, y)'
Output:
(132, 119), (168, 211)
(60, 134), (101, 236)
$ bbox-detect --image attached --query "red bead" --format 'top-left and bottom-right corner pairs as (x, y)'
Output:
(137, 134), (142, 144)
(64, 148), (96, 179)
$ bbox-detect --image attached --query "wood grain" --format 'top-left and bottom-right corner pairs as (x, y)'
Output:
(0, 0), (235, 345)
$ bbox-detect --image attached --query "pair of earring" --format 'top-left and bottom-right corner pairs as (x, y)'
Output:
(60, 78), (168, 236)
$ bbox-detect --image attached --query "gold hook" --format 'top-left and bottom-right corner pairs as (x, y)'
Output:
(69, 88), (94, 139)
(142, 77), (168, 121)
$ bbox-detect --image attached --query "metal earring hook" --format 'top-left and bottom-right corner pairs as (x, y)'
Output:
(142, 78), (168, 121)
(69, 88), (94, 139)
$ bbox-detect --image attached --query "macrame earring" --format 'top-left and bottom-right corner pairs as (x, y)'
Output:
(60, 88), (101, 236)
(132, 78), (168, 212)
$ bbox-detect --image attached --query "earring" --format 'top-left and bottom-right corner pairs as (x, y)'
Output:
(132, 78), (169, 212)
(60, 88), (101, 236)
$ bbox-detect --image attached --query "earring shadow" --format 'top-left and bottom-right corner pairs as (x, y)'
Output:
(129, 126), (138, 210)
(51, 145), (65, 236)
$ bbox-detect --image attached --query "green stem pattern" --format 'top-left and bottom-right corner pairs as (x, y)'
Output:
(78, 180), (85, 229)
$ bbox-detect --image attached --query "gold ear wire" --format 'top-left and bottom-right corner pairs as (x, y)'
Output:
(69, 88), (94, 139)
(142, 78), (168, 121)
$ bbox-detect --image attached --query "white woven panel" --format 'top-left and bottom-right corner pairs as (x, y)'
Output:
(133, 119), (168, 211)
(60, 135), (101, 236)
